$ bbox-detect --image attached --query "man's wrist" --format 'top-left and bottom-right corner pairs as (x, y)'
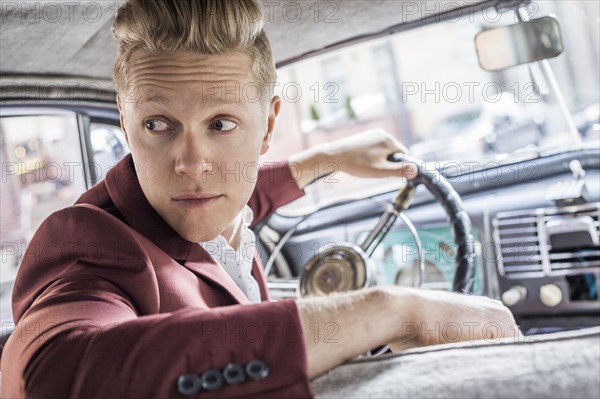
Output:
(288, 147), (331, 190)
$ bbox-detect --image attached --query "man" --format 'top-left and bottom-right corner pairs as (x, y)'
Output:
(0, 1), (518, 398)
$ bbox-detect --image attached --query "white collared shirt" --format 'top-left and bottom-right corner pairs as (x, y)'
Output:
(199, 206), (261, 304)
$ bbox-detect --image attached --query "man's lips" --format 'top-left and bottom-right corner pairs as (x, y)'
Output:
(171, 193), (223, 208)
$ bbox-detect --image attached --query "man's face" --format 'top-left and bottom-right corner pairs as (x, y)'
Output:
(119, 51), (278, 242)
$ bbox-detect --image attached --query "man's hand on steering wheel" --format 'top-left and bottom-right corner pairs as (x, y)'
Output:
(288, 129), (418, 190)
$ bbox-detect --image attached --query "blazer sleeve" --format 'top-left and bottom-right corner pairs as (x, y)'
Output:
(248, 161), (305, 227)
(1, 207), (313, 399)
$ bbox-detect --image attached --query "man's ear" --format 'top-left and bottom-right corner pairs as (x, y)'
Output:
(261, 95), (281, 155)
(116, 94), (130, 146)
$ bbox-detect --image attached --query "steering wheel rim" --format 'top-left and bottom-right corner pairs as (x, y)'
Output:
(298, 153), (476, 295)
(389, 153), (476, 293)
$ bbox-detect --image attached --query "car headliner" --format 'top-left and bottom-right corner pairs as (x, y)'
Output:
(0, 0), (503, 86)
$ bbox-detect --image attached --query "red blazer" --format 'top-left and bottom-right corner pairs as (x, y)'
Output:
(1, 155), (313, 398)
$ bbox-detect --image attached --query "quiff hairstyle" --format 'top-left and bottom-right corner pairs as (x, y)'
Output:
(112, 0), (276, 97)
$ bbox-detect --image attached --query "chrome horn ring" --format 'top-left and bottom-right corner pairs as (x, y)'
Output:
(299, 243), (376, 297)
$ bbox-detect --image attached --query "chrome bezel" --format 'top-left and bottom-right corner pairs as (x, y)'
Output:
(299, 242), (376, 297)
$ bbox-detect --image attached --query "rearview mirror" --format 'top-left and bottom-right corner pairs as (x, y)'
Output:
(475, 16), (564, 72)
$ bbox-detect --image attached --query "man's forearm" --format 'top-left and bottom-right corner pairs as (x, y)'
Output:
(296, 286), (520, 379)
(297, 287), (413, 378)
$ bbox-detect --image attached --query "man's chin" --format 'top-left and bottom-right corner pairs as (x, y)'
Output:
(159, 209), (228, 243)
(177, 226), (224, 243)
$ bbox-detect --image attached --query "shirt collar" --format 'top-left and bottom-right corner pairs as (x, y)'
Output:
(199, 206), (254, 255)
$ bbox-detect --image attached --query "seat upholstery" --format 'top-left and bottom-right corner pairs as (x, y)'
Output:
(311, 327), (600, 399)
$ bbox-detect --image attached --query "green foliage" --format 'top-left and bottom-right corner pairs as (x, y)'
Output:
(345, 96), (356, 120)
(309, 104), (320, 121)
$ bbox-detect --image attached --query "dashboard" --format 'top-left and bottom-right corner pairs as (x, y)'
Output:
(259, 149), (600, 334)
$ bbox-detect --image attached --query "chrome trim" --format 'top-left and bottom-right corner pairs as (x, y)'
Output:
(267, 279), (299, 300)
(536, 208), (552, 275)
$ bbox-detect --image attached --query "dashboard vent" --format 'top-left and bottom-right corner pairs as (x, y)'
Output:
(494, 211), (542, 274)
(494, 203), (600, 276)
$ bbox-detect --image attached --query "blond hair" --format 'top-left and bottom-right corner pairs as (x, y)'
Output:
(112, 0), (276, 98)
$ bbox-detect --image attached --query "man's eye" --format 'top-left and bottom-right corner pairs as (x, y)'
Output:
(144, 119), (170, 132)
(211, 119), (237, 132)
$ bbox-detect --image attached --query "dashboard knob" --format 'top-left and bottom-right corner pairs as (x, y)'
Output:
(539, 284), (563, 307)
(501, 286), (527, 306)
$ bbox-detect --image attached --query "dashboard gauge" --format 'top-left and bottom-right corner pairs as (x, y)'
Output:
(395, 260), (448, 289)
(300, 243), (375, 297)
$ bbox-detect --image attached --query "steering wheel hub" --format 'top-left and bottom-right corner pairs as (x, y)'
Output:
(299, 243), (375, 297)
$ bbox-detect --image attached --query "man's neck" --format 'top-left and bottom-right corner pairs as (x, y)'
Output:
(221, 212), (244, 250)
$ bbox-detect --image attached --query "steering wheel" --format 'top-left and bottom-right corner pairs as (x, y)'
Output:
(298, 153), (476, 296)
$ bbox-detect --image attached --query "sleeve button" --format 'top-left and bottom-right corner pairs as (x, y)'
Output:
(177, 374), (201, 396)
(201, 369), (224, 390)
(223, 363), (246, 385)
(245, 359), (270, 380)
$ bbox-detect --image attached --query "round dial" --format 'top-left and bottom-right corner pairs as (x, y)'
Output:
(300, 243), (373, 297)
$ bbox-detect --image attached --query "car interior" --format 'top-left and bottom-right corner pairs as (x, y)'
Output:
(1, 0), (599, 397)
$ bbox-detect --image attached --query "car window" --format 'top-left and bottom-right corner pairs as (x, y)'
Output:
(0, 112), (87, 321)
(264, 1), (600, 216)
(89, 123), (129, 181)
(0, 113), (128, 323)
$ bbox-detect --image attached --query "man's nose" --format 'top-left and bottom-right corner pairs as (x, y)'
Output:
(173, 133), (217, 178)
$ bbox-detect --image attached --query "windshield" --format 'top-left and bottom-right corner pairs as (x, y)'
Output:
(264, 1), (600, 216)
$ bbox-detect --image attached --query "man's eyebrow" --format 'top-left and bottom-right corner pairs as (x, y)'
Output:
(138, 94), (246, 106)
(138, 94), (169, 104)
(203, 96), (248, 106)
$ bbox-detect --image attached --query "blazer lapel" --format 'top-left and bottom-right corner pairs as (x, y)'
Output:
(185, 244), (251, 305)
(252, 252), (271, 301)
